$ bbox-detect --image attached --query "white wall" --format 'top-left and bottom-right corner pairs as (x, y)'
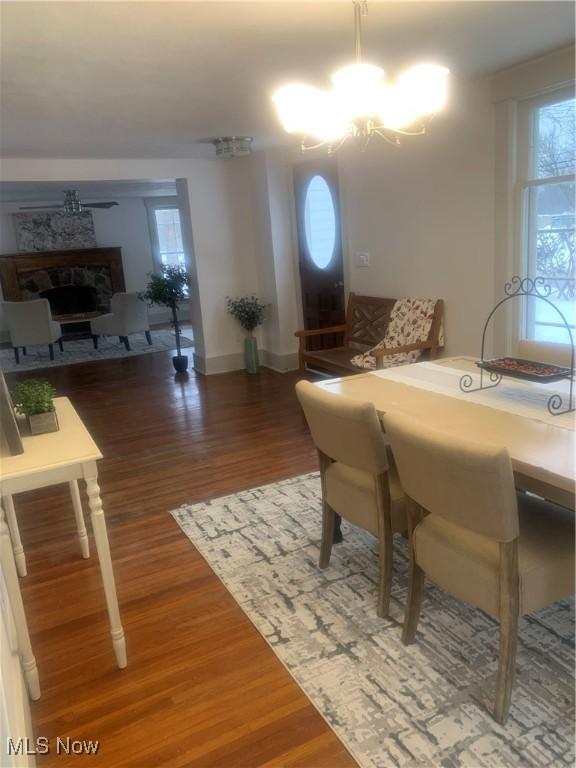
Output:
(188, 156), (262, 367)
(338, 74), (496, 357)
(250, 148), (300, 369)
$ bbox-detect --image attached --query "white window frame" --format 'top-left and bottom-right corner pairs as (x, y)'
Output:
(515, 86), (575, 346)
(145, 197), (187, 274)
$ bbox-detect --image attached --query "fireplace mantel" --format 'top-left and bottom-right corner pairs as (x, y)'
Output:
(0, 247), (125, 316)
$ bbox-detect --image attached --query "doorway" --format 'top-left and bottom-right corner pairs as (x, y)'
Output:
(293, 158), (345, 349)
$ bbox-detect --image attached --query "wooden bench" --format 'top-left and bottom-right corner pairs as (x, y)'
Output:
(295, 293), (444, 376)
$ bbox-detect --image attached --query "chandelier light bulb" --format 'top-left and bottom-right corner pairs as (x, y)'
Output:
(272, 84), (323, 134)
(331, 62), (385, 120)
(398, 64), (450, 116)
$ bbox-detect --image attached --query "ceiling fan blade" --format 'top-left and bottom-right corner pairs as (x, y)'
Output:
(84, 201), (119, 209)
(19, 204), (63, 210)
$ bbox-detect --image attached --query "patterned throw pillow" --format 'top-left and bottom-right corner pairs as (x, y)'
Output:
(351, 298), (441, 370)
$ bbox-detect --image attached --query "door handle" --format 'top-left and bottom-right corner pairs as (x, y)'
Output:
(334, 281), (344, 288)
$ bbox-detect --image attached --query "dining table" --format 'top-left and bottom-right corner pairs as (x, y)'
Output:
(315, 356), (575, 512)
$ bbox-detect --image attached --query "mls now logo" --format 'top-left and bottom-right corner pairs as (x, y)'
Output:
(7, 737), (99, 755)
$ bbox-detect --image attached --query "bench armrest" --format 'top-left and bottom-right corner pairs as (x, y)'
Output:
(295, 324), (347, 361)
(295, 325), (347, 339)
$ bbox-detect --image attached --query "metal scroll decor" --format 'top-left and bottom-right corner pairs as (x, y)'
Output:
(459, 276), (575, 416)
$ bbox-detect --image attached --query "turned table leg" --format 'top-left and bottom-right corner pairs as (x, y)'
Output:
(84, 468), (127, 669)
(69, 480), (90, 559)
(0, 496), (40, 700)
(3, 495), (27, 577)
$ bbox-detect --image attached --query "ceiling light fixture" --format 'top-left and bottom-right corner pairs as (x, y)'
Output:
(213, 136), (254, 158)
(272, 0), (449, 152)
(63, 190), (83, 216)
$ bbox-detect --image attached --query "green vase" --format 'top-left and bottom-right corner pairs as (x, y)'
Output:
(244, 336), (259, 374)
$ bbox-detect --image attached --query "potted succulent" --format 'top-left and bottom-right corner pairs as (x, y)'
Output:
(226, 295), (267, 374)
(12, 379), (58, 435)
(140, 265), (191, 373)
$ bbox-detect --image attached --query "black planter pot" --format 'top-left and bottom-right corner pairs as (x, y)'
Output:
(172, 355), (189, 373)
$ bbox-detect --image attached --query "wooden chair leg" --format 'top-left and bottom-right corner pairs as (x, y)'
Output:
(145, 330), (152, 345)
(494, 541), (519, 724)
(375, 474), (393, 618)
(317, 450), (335, 569)
(402, 557), (425, 644)
(377, 528), (393, 618)
(402, 499), (426, 643)
(48, 343), (54, 361)
(494, 611), (519, 724)
(92, 335), (99, 350)
(58, 338), (64, 352)
(13, 347), (20, 364)
(319, 500), (335, 569)
(333, 513), (343, 543)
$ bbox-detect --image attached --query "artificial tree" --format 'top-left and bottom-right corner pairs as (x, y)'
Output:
(140, 265), (191, 372)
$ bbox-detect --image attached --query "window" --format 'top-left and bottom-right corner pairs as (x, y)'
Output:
(303, 175), (336, 269)
(154, 207), (186, 269)
(519, 92), (575, 343)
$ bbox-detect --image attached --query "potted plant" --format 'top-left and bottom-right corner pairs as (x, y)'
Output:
(12, 379), (58, 435)
(226, 295), (267, 374)
(140, 265), (191, 373)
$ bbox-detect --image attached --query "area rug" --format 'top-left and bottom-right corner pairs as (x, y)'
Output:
(0, 330), (194, 373)
(171, 473), (575, 768)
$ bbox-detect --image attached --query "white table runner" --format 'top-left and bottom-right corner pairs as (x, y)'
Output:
(372, 359), (576, 431)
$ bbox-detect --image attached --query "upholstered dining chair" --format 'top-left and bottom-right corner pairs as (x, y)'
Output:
(90, 292), (151, 351)
(383, 412), (575, 724)
(517, 339), (572, 368)
(4, 299), (63, 363)
(295, 380), (406, 618)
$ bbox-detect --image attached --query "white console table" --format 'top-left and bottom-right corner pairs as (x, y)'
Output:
(0, 397), (127, 700)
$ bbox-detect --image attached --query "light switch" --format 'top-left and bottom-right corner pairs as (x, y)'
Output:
(355, 251), (370, 267)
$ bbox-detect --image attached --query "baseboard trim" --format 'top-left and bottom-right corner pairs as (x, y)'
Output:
(260, 350), (299, 373)
(194, 350), (299, 376)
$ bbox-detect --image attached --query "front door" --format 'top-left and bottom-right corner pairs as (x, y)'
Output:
(294, 158), (345, 349)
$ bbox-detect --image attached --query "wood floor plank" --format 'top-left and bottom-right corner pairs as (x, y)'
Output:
(5, 351), (355, 767)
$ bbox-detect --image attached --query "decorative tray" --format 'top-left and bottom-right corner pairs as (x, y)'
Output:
(476, 357), (573, 383)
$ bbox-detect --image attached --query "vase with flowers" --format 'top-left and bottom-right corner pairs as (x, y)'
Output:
(226, 295), (267, 373)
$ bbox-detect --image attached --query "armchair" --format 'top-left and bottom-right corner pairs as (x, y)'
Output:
(4, 299), (63, 364)
(90, 293), (151, 351)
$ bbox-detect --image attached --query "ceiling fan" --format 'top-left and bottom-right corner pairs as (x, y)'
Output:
(19, 190), (119, 215)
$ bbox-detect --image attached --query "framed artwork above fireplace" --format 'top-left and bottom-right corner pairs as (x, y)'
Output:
(13, 211), (97, 252)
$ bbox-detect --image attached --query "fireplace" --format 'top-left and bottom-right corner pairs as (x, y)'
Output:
(0, 248), (125, 320)
(40, 285), (99, 317)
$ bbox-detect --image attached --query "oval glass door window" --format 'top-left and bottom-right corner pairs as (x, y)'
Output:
(304, 175), (336, 269)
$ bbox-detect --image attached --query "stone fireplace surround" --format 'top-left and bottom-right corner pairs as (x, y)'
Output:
(0, 247), (125, 320)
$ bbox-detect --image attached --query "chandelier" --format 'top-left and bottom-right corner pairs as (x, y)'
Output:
(272, 0), (449, 152)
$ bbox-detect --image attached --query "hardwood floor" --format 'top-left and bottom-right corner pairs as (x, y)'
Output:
(5, 351), (355, 768)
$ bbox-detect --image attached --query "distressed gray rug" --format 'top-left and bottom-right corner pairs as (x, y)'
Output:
(171, 473), (575, 768)
(1, 330), (194, 373)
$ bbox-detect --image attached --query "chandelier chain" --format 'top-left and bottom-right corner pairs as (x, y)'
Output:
(353, 1), (368, 63)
